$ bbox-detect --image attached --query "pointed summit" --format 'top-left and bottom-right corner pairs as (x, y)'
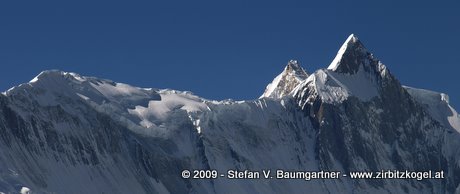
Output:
(327, 34), (374, 74)
(260, 60), (308, 99)
(285, 60), (305, 74)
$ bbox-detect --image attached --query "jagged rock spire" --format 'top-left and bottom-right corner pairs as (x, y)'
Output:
(327, 34), (374, 74)
(260, 60), (308, 99)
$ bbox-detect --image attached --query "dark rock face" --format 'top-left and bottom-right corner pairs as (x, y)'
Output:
(0, 35), (459, 193)
(291, 35), (460, 193)
(306, 96), (453, 192)
(331, 35), (369, 75)
(0, 92), (210, 194)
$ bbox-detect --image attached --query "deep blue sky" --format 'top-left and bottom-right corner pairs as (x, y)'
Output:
(1, 1), (459, 108)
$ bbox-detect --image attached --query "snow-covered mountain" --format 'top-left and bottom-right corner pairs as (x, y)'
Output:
(260, 60), (308, 99)
(0, 34), (459, 194)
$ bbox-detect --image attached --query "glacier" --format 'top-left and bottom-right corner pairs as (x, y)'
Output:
(0, 34), (459, 194)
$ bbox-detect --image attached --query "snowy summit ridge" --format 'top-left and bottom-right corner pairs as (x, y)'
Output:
(0, 34), (459, 194)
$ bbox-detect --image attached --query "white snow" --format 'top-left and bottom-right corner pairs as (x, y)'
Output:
(313, 70), (349, 103)
(262, 73), (283, 98)
(90, 82), (148, 100)
(328, 34), (357, 71)
(5, 70), (211, 136)
(68, 72), (86, 82)
(76, 93), (90, 101)
(404, 86), (460, 133)
(327, 65), (378, 101)
(20, 187), (30, 194)
(2, 32), (456, 194)
(292, 34), (379, 104)
(296, 66), (378, 104)
(29, 76), (39, 83)
(128, 90), (208, 128)
(447, 105), (460, 132)
(1, 67), (457, 194)
(260, 60), (308, 99)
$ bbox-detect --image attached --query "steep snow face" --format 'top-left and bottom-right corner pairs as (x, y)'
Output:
(404, 86), (460, 133)
(260, 60), (308, 99)
(0, 70), (324, 194)
(1, 71), (213, 194)
(294, 34), (393, 105)
(127, 89), (208, 130)
(292, 36), (460, 193)
(1, 34), (460, 194)
(293, 70), (348, 105)
(293, 66), (379, 104)
(6, 70), (209, 137)
(196, 99), (331, 194)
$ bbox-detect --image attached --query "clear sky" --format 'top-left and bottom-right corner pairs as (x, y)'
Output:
(1, 0), (459, 108)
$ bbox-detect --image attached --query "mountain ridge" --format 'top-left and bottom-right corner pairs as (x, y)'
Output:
(0, 34), (459, 193)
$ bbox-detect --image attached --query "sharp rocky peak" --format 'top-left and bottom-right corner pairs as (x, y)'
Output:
(285, 60), (306, 77)
(292, 34), (399, 106)
(260, 60), (308, 99)
(327, 34), (381, 75)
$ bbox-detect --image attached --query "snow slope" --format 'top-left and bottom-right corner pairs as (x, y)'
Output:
(404, 86), (460, 133)
(293, 34), (387, 105)
(0, 34), (459, 194)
